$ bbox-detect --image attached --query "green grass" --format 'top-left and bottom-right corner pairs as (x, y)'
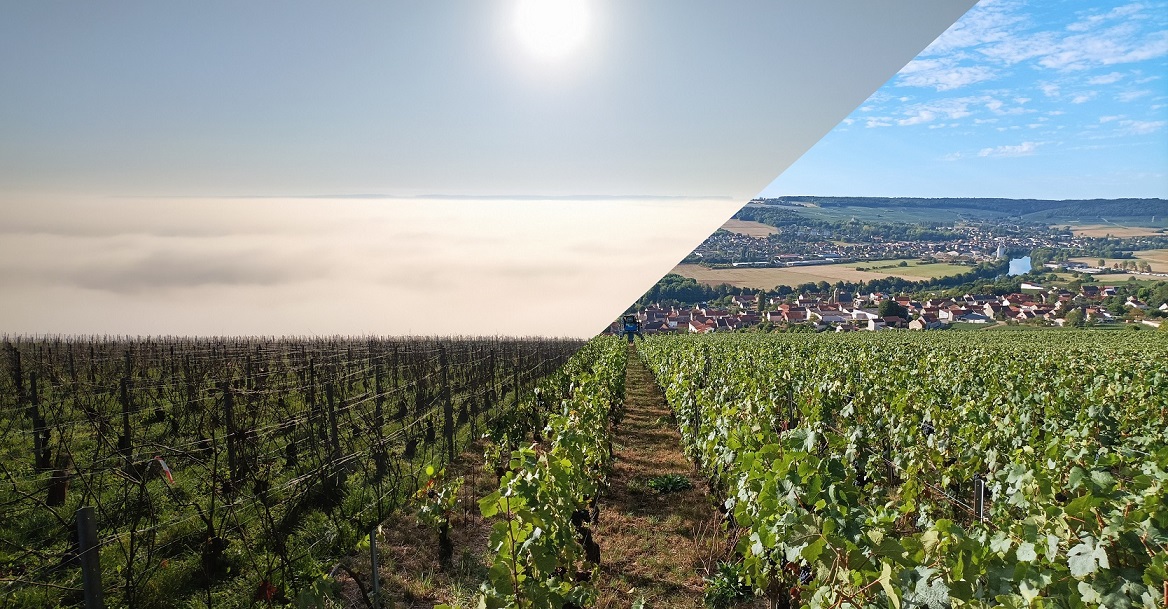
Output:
(855, 259), (972, 279)
(1091, 274), (1166, 286)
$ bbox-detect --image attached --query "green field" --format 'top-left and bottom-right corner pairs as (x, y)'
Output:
(853, 258), (972, 278)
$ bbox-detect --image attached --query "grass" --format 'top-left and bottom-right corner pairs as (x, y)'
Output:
(1092, 275), (1168, 286)
(855, 259), (972, 278)
(349, 439), (498, 609)
(647, 473), (694, 493)
(593, 347), (760, 609)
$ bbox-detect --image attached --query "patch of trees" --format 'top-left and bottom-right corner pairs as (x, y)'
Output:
(735, 207), (958, 242)
(634, 274), (746, 307)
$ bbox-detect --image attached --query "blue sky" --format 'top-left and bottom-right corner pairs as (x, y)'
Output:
(763, 0), (1168, 200)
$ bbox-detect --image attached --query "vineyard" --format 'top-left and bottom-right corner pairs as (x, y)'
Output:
(3, 330), (1165, 609)
(639, 332), (1167, 608)
(0, 336), (586, 608)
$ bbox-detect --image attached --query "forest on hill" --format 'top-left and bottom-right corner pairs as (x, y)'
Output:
(760, 196), (1168, 222)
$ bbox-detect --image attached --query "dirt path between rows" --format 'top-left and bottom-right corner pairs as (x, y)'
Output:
(594, 345), (735, 609)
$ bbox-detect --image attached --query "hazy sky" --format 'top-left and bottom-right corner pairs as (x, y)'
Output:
(765, 0), (1168, 199)
(0, 1), (974, 336)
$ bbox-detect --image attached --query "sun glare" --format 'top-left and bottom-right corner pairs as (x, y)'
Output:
(514, 0), (590, 61)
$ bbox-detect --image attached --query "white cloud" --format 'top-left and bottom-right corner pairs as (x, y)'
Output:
(1087, 71), (1126, 84)
(1099, 115), (1125, 122)
(1036, 26), (1168, 71)
(896, 59), (997, 91)
(978, 141), (1041, 157)
(1116, 89), (1152, 101)
(978, 33), (1058, 66)
(1119, 119), (1166, 134)
(922, 0), (1028, 56)
(893, 97), (984, 126)
(1071, 92), (1097, 103)
(1066, 3), (1149, 33)
(910, 1), (1168, 93)
(898, 110), (937, 126)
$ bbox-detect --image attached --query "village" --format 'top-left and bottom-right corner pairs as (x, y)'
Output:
(683, 218), (1086, 268)
(611, 286), (1168, 335)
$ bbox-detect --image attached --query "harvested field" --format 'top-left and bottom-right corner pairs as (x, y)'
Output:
(1070, 248), (1168, 273)
(1066, 224), (1166, 238)
(719, 218), (778, 237)
(671, 259), (970, 290)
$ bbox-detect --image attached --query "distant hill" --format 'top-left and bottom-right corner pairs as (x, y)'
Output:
(757, 197), (1168, 224)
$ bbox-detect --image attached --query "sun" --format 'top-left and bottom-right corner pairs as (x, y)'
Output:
(514, 0), (590, 61)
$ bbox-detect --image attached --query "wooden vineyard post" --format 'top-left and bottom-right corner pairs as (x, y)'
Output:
(512, 347), (521, 411)
(30, 371), (50, 471)
(374, 361), (387, 482)
(489, 348), (497, 418)
(440, 347), (454, 463)
(9, 344), (24, 415)
(77, 506), (105, 609)
(374, 362), (385, 432)
(973, 474), (986, 523)
(326, 382), (340, 457)
(369, 528), (382, 608)
(469, 346), (480, 441)
(222, 382), (238, 488)
(119, 377), (133, 476)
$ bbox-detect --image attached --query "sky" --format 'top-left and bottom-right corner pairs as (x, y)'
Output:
(0, 1), (975, 337)
(763, 0), (1168, 200)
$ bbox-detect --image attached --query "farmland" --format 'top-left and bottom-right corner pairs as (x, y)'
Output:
(1065, 225), (1167, 238)
(671, 259), (970, 290)
(3, 331), (1166, 609)
(640, 332), (1167, 608)
(1070, 248), (1168, 274)
(719, 219), (779, 238)
(0, 336), (583, 608)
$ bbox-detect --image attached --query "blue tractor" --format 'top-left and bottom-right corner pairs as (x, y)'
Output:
(621, 314), (644, 343)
